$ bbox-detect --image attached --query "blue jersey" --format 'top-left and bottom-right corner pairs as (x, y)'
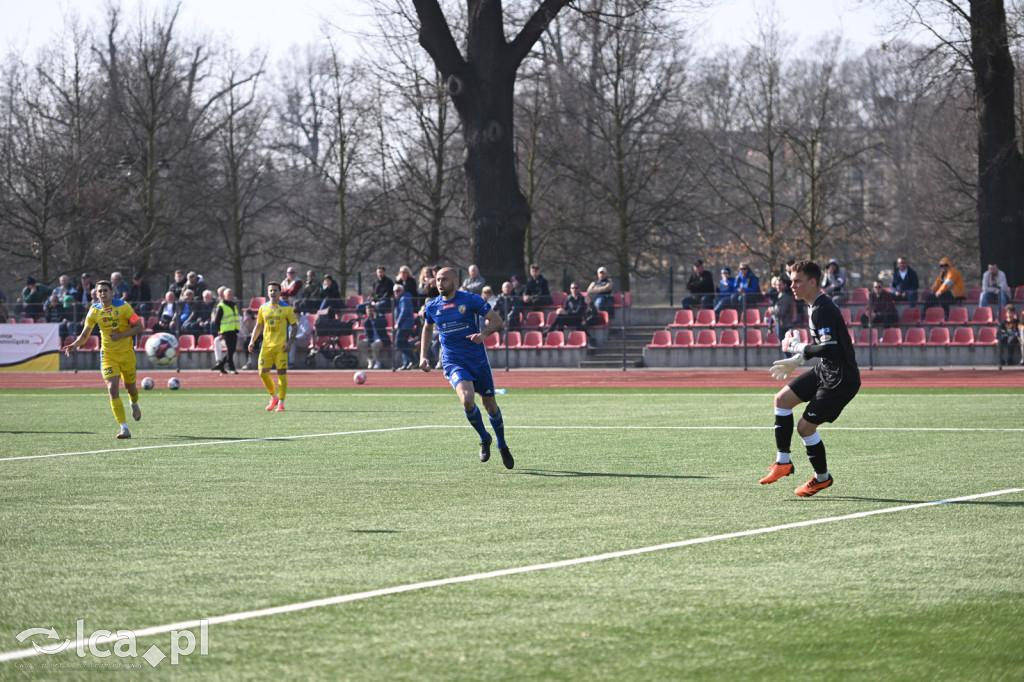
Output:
(424, 291), (492, 366)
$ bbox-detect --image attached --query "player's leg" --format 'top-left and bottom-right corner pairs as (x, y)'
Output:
(275, 351), (288, 411)
(102, 361), (131, 438)
(259, 347), (279, 410)
(761, 383), (804, 484)
(794, 414), (832, 496)
(224, 331), (238, 373)
(480, 393), (513, 469)
(454, 375), (492, 460)
(122, 355), (141, 423)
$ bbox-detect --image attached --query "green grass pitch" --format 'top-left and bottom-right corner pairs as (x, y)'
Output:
(1, 386), (1022, 680)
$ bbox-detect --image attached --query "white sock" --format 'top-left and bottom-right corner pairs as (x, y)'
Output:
(776, 452), (791, 464)
(815, 471), (830, 482)
(120, 423), (127, 429)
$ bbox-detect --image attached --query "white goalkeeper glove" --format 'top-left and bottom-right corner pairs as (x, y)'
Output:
(769, 354), (805, 381)
(780, 330), (808, 356)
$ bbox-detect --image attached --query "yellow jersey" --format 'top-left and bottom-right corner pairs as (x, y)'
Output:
(256, 300), (297, 347)
(83, 299), (140, 355)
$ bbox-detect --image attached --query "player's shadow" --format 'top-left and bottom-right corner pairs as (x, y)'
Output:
(515, 468), (708, 480)
(0, 430), (93, 435)
(828, 495), (1024, 508)
(168, 434), (269, 442)
(351, 529), (400, 534)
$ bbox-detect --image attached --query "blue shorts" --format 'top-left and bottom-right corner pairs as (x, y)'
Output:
(444, 358), (495, 397)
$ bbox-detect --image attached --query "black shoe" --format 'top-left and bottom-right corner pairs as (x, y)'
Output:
(211, 362), (223, 372)
(499, 446), (514, 469)
(859, 314), (869, 327)
(479, 439), (492, 462)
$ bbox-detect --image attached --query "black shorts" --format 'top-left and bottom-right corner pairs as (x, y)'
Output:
(788, 370), (859, 424)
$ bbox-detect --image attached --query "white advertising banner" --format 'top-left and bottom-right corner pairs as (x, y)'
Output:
(0, 323), (61, 371)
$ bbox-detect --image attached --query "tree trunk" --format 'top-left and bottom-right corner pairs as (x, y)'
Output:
(971, 0), (1024, 285)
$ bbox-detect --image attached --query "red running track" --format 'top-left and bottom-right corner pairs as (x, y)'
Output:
(1, 368), (1021, 390)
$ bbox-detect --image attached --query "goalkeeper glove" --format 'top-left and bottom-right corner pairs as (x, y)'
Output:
(769, 354), (805, 381)
(781, 330), (808, 356)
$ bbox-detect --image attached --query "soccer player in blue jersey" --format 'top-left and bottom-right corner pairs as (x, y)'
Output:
(419, 267), (513, 469)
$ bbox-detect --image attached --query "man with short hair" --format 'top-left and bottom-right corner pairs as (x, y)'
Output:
(861, 281), (898, 328)
(249, 282), (297, 412)
(393, 283), (417, 369)
(548, 282), (589, 332)
(169, 270), (187, 299)
(182, 271), (206, 298)
(522, 264), (551, 309)
(281, 266), (303, 303)
(20, 277), (52, 317)
(128, 273), (152, 316)
(493, 281), (522, 331)
(980, 263), (1011, 309)
(420, 267), (513, 469)
(358, 266), (395, 315)
(681, 260), (714, 309)
(62, 280), (145, 438)
(712, 267), (736, 313)
(890, 257), (919, 308)
(75, 273), (94, 306)
(586, 267), (614, 320)
(212, 288), (241, 374)
(110, 272), (130, 300)
(53, 274), (75, 301)
(460, 264), (486, 295)
(762, 260), (860, 497)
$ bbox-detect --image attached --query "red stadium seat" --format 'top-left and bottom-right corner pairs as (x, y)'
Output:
(544, 331), (565, 348)
(904, 327), (926, 346)
(19, 317), (34, 323)
(484, 333), (500, 348)
(1014, 286), (1024, 304)
(927, 327), (950, 346)
(137, 334), (153, 350)
(976, 327), (998, 345)
(248, 297), (266, 311)
(550, 292), (567, 307)
(923, 307), (946, 325)
(950, 327), (975, 345)
(345, 295), (363, 309)
(337, 334), (356, 350)
(501, 331), (522, 349)
(80, 336), (100, 351)
(716, 309), (739, 327)
(966, 286), (982, 305)
(765, 331), (780, 347)
(590, 311), (610, 328)
(744, 329), (763, 347)
(520, 331), (543, 348)
(145, 316), (158, 331)
(878, 328), (903, 346)
(648, 330), (672, 348)
(565, 331), (587, 348)
(719, 329), (741, 346)
(177, 335), (196, 351)
(545, 310), (559, 329)
(971, 307), (994, 324)
(945, 306), (969, 326)
(743, 309), (763, 327)
(855, 328), (879, 346)
(694, 309), (715, 327)
(673, 330), (694, 347)
(899, 307), (922, 326)
(693, 329), (717, 347)
(669, 309), (694, 328)
(523, 311), (545, 329)
(840, 307), (854, 327)
(848, 288), (869, 305)
(196, 334), (216, 351)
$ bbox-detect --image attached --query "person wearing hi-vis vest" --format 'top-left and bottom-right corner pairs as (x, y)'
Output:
(211, 288), (241, 374)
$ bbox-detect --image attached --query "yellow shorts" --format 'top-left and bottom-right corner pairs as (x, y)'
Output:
(100, 349), (137, 385)
(258, 345), (287, 372)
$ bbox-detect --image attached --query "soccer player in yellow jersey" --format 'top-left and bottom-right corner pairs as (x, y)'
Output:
(63, 280), (145, 438)
(249, 281), (297, 412)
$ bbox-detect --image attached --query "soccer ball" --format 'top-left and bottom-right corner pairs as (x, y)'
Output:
(353, 371), (366, 384)
(167, 377), (181, 390)
(145, 333), (179, 366)
(141, 377), (154, 390)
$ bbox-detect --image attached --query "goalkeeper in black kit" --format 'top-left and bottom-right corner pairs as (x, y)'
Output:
(760, 260), (861, 497)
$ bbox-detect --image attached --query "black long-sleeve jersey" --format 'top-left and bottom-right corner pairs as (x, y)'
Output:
(802, 293), (860, 391)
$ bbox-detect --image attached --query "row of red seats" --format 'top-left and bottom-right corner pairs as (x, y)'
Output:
(649, 326), (1000, 349)
(669, 305), (1000, 329)
(318, 330), (588, 351)
(313, 309), (611, 332)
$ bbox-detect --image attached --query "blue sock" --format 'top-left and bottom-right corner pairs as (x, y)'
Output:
(465, 406), (490, 443)
(488, 408), (506, 449)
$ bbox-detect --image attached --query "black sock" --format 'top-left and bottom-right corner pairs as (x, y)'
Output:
(806, 441), (828, 475)
(774, 412), (793, 453)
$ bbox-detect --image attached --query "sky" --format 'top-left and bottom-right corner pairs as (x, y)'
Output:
(4, 0), (893, 63)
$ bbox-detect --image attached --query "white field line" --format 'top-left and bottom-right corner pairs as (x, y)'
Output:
(5, 392), (1024, 398)
(3, 424), (1023, 464)
(0, 486), (1020, 664)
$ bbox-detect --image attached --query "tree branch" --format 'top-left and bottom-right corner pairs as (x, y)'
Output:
(411, 0), (466, 76)
(507, 0), (573, 71)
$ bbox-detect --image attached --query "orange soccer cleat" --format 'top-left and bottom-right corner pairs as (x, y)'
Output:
(760, 461), (795, 485)
(266, 397), (280, 412)
(795, 474), (834, 497)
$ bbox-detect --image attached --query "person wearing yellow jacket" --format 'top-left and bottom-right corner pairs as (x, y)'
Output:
(925, 257), (966, 317)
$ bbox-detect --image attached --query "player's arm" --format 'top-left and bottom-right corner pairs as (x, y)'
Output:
(110, 315), (145, 342)
(63, 323), (96, 355)
(248, 321), (264, 351)
(418, 320), (434, 371)
(469, 309), (503, 344)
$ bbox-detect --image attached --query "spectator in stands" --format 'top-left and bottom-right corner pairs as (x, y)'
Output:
(548, 282), (589, 333)
(182, 271), (206, 299)
(53, 274), (75, 301)
(924, 257), (966, 317)
(288, 309), (313, 369)
(509, 274), (524, 298)
(396, 266), (418, 307)
(43, 293), (63, 323)
(481, 286), (497, 305)
(586, 267), (615, 320)
(110, 272), (130, 300)
(522, 264), (552, 309)
(681, 259), (715, 309)
(280, 267), (303, 303)
(317, 274), (342, 311)
(713, 267), (736, 313)
(169, 270), (187, 298)
(393, 283), (418, 369)
(890, 256), (919, 308)
(47, 294), (78, 339)
(152, 291), (178, 333)
(128, 273), (152, 315)
(418, 266), (437, 303)
(730, 262), (762, 309)
(358, 304), (390, 369)
(493, 281), (522, 331)
(239, 308), (258, 370)
(211, 288), (241, 374)
(295, 270), (320, 313)
(358, 266), (394, 315)
(71, 273), (93, 306)
(460, 264), (486, 295)
(177, 290), (196, 333)
(21, 277), (53, 317)
(821, 259), (847, 305)
(998, 304), (1020, 365)
(765, 275), (795, 349)
(182, 290), (213, 335)
(861, 280), (899, 328)
(981, 263), (1011, 309)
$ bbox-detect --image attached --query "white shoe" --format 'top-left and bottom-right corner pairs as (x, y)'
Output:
(367, 360), (374, 369)
(373, 361), (381, 370)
